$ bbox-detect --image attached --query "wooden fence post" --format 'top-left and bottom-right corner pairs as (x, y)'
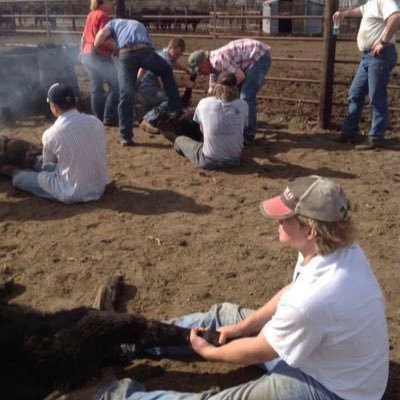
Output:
(318, 0), (339, 129)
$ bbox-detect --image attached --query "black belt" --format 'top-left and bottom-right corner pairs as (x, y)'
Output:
(119, 44), (149, 53)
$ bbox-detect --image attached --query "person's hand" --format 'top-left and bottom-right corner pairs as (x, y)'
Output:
(217, 324), (243, 345)
(332, 11), (344, 26)
(185, 79), (195, 89)
(190, 327), (215, 355)
(371, 41), (385, 57)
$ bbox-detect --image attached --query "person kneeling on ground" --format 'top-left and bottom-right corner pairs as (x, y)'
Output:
(97, 175), (389, 400)
(160, 72), (248, 169)
(1, 83), (108, 203)
(136, 37), (192, 134)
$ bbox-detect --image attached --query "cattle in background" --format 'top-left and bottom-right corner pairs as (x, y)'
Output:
(34, 15), (57, 29)
(128, 8), (204, 32)
(0, 10), (16, 30)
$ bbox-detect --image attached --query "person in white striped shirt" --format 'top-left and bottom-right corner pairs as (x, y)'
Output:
(5, 83), (108, 203)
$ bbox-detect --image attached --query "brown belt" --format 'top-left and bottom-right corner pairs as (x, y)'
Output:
(119, 44), (148, 53)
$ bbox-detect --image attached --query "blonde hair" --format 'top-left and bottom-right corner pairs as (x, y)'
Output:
(90, 0), (103, 11)
(213, 84), (239, 103)
(297, 213), (357, 255)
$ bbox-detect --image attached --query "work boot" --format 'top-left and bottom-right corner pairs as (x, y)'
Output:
(140, 120), (159, 134)
(119, 138), (135, 147)
(355, 137), (384, 151)
(92, 272), (124, 311)
(332, 134), (358, 144)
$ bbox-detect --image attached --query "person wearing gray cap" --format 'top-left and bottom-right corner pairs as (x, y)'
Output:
(160, 72), (248, 169)
(187, 38), (271, 146)
(2, 83), (108, 203)
(97, 175), (389, 400)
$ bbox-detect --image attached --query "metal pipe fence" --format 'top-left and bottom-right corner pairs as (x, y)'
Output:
(1, 0), (398, 128)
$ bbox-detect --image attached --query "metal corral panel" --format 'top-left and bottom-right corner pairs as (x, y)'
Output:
(305, 0), (324, 35)
(262, 0), (279, 34)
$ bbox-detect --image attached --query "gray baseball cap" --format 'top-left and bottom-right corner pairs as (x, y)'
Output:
(260, 176), (351, 222)
(187, 50), (207, 73)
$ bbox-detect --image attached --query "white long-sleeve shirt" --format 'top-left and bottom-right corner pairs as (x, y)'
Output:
(38, 109), (108, 203)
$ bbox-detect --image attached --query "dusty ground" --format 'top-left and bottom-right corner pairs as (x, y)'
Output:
(1, 33), (400, 399)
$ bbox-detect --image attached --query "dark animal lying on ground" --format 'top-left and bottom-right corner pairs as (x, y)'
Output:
(0, 276), (220, 400)
(0, 135), (42, 168)
(158, 111), (203, 142)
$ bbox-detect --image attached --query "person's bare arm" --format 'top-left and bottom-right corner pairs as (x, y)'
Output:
(191, 329), (278, 365)
(234, 68), (246, 85)
(332, 7), (362, 26)
(137, 68), (147, 86)
(94, 27), (112, 49)
(174, 60), (191, 75)
(372, 12), (400, 56)
(217, 284), (291, 344)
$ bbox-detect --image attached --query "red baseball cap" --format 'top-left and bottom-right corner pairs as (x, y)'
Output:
(260, 176), (351, 222)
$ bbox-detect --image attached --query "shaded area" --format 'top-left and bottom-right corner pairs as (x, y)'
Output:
(0, 182), (213, 222)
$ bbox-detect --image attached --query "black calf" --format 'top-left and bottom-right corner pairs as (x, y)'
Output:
(0, 287), (219, 399)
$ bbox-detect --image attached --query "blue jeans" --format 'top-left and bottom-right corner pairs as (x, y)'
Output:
(118, 48), (182, 141)
(11, 158), (56, 200)
(174, 137), (241, 169)
(138, 85), (168, 125)
(342, 44), (397, 140)
(97, 303), (342, 400)
(241, 52), (271, 144)
(82, 53), (119, 124)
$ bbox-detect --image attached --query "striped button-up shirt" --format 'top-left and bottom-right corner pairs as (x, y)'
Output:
(209, 38), (270, 89)
(38, 109), (108, 203)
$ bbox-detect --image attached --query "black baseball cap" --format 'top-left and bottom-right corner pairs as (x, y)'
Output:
(47, 83), (76, 107)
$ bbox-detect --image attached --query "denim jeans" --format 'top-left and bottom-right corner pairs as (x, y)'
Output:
(240, 52), (272, 144)
(137, 85), (168, 125)
(342, 44), (398, 140)
(12, 158), (56, 200)
(97, 303), (342, 400)
(82, 53), (119, 124)
(118, 48), (182, 141)
(174, 137), (240, 170)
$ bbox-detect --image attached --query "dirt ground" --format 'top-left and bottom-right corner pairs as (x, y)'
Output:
(1, 33), (400, 399)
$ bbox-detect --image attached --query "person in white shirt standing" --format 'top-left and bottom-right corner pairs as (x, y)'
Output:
(97, 175), (389, 400)
(333, 0), (400, 150)
(7, 83), (108, 203)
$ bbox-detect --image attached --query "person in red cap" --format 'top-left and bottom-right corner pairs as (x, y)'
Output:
(187, 38), (271, 146)
(97, 175), (389, 400)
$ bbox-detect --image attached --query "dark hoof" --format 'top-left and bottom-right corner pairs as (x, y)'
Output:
(198, 329), (221, 346)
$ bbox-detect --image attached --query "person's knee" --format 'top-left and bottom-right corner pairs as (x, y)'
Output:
(209, 302), (241, 316)
(11, 170), (24, 187)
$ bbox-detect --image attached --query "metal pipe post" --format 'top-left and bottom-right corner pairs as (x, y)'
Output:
(318, 0), (339, 129)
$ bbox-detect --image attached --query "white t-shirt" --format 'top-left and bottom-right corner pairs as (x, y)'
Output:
(193, 97), (248, 162)
(263, 244), (389, 400)
(357, 0), (400, 51)
(38, 109), (108, 203)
